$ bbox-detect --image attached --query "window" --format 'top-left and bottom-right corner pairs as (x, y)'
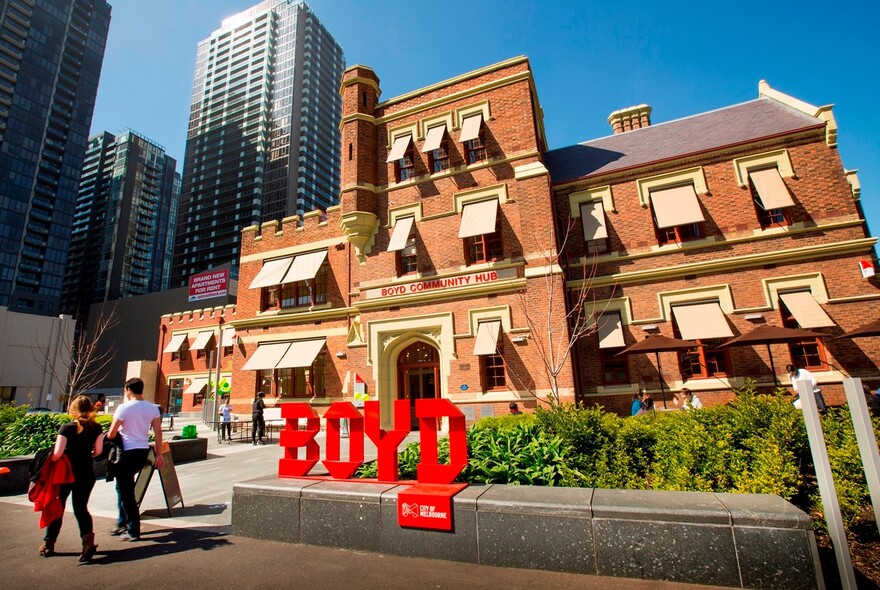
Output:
(649, 183), (705, 246)
(0, 386), (14, 403)
(581, 201), (610, 255)
(678, 338), (729, 380)
(430, 143), (449, 173)
(482, 347), (506, 389)
(671, 302), (733, 379)
(465, 220), (503, 265)
(465, 136), (486, 164)
(780, 297), (828, 371)
(398, 235), (417, 275)
(260, 356), (326, 399)
(172, 341), (187, 362)
(597, 312), (628, 385)
(396, 149), (414, 182)
(749, 167), (794, 228)
(600, 350), (629, 385)
(279, 263), (327, 309)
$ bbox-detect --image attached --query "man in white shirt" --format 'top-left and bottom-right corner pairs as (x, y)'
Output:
(108, 378), (163, 541)
(786, 364), (827, 413)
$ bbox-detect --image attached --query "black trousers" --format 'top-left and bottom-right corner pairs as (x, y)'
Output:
(252, 414), (264, 442)
(44, 477), (96, 541)
(115, 448), (149, 536)
(221, 421), (232, 439)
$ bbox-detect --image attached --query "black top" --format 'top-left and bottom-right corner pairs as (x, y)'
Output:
(252, 398), (265, 416)
(59, 420), (102, 482)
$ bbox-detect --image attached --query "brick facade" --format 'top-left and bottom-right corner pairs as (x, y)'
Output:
(155, 57), (879, 421)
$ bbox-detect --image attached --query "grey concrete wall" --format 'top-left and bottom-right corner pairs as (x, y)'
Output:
(232, 478), (822, 589)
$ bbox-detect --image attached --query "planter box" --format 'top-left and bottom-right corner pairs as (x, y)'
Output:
(168, 437), (207, 464)
(0, 455), (31, 496)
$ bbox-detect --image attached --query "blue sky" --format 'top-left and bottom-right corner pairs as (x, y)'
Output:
(91, 0), (880, 234)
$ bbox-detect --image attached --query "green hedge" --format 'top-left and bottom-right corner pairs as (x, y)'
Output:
(0, 411), (113, 458)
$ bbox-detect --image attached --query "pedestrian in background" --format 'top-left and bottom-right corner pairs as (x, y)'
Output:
(107, 378), (163, 542)
(631, 391), (645, 416)
(674, 388), (702, 411)
(786, 364), (827, 413)
(640, 389), (654, 412)
(508, 402), (522, 415)
(252, 391), (266, 445)
(39, 395), (103, 561)
(219, 397), (233, 443)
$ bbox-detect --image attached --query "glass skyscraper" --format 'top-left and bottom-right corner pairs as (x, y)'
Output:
(170, 0), (345, 287)
(0, 0), (111, 316)
(61, 130), (180, 319)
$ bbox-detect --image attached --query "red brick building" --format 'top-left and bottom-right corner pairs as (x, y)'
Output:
(154, 57), (878, 420)
(546, 82), (877, 413)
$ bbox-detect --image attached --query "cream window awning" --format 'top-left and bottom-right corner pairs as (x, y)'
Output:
(580, 201), (608, 241)
(473, 320), (502, 355)
(459, 113), (483, 143)
(248, 257), (294, 289)
(386, 134), (412, 163)
(597, 313), (625, 349)
(282, 250), (327, 284)
(190, 330), (215, 351)
(749, 168), (795, 210)
(422, 124), (446, 153)
(387, 216), (415, 252)
(458, 199), (499, 239)
(242, 342), (292, 371)
(650, 185), (704, 229)
(276, 339), (327, 369)
(221, 328), (236, 347)
(672, 302), (734, 340)
(163, 333), (188, 354)
(779, 292), (836, 328)
(184, 377), (209, 394)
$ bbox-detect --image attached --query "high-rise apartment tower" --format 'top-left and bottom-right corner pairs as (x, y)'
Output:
(170, 0), (344, 286)
(61, 130), (180, 318)
(0, 0), (111, 316)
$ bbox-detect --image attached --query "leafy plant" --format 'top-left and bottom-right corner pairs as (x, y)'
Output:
(0, 413), (69, 458)
(0, 404), (27, 435)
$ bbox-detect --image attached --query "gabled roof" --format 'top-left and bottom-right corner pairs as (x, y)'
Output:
(544, 98), (824, 185)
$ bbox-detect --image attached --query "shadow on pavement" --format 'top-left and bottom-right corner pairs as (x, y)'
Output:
(88, 528), (232, 564)
(141, 502), (228, 519)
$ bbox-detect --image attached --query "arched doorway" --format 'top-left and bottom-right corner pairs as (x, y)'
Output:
(396, 341), (439, 430)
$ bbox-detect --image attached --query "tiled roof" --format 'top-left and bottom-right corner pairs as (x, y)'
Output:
(544, 98), (823, 185)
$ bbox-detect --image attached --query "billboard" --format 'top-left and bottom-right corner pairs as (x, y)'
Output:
(188, 269), (229, 302)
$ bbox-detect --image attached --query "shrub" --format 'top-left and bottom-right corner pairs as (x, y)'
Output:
(462, 423), (567, 486)
(0, 404), (27, 435)
(0, 413), (69, 457)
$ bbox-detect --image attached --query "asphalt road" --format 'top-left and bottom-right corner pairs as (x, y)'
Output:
(0, 419), (728, 590)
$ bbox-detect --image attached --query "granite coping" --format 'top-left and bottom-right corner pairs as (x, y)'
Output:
(591, 488), (731, 525)
(379, 482), (488, 511)
(715, 492), (812, 529)
(476, 484), (593, 517)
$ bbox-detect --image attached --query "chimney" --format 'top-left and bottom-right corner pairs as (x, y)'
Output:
(608, 104), (652, 134)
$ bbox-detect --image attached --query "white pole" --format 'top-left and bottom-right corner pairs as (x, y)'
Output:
(795, 377), (856, 589)
(841, 377), (880, 536)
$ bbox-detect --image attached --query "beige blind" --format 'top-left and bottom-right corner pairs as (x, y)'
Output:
(248, 257), (294, 289)
(190, 330), (215, 351)
(473, 321), (502, 355)
(750, 168), (795, 210)
(458, 113), (483, 143)
(580, 201), (608, 241)
(458, 199), (499, 239)
(276, 339), (327, 369)
(387, 216), (415, 252)
(242, 342), (292, 371)
(422, 124), (446, 153)
(386, 134), (412, 163)
(163, 333), (188, 353)
(282, 250), (328, 284)
(671, 302), (733, 340)
(184, 377), (209, 394)
(779, 292), (835, 328)
(597, 313), (625, 349)
(221, 328), (236, 348)
(650, 185), (704, 229)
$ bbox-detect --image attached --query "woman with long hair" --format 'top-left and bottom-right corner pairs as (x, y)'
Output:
(39, 395), (103, 561)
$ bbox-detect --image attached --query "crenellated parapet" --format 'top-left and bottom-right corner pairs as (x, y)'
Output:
(240, 206), (345, 257)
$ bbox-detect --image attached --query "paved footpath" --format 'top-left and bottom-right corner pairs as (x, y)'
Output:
(0, 419), (727, 590)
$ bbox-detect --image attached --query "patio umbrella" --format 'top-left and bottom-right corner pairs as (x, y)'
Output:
(718, 325), (824, 387)
(833, 318), (880, 339)
(617, 335), (698, 408)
